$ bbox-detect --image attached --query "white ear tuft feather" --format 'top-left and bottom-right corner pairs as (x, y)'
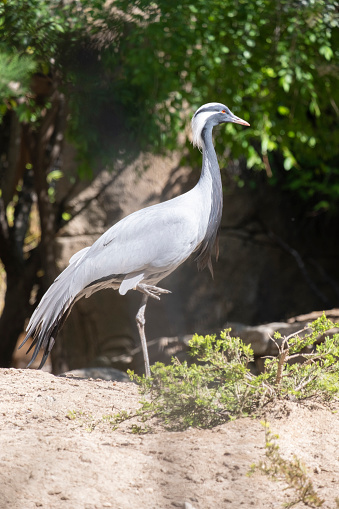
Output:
(191, 112), (212, 149)
(191, 102), (222, 149)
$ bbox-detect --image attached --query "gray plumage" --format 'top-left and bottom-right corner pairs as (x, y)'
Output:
(20, 102), (250, 376)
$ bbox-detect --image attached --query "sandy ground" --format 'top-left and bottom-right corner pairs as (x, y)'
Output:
(0, 368), (338, 509)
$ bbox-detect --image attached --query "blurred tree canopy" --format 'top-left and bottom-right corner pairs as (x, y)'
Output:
(111, 0), (339, 211)
(1, 0), (339, 204)
(0, 0), (338, 366)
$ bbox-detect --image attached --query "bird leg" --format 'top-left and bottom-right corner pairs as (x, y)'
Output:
(137, 283), (171, 301)
(135, 284), (171, 377)
(136, 294), (151, 377)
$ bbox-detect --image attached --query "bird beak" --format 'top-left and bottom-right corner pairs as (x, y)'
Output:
(229, 113), (250, 127)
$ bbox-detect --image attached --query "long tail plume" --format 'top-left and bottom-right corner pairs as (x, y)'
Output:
(19, 263), (78, 368)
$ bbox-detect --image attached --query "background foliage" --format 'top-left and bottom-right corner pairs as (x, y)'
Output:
(1, 0), (339, 206)
(111, 0), (339, 211)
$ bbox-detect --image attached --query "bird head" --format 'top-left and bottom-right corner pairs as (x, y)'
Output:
(191, 102), (250, 149)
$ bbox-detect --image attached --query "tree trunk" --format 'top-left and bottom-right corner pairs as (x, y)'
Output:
(0, 86), (67, 368)
(0, 253), (39, 367)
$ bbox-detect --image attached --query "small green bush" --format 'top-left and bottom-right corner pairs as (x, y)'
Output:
(119, 313), (339, 431)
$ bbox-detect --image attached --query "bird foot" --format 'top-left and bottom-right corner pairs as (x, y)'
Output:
(137, 283), (171, 301)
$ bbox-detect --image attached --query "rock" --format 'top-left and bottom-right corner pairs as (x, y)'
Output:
(59, 367), (130, 382)
(226, 322), (304, 356)
(184, 503), (197, 509)
(131, 314), (339, 373)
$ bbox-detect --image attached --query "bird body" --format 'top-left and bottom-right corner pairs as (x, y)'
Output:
(21, 102), (249, 374)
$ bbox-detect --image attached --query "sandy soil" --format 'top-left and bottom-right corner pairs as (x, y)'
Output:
(0, 368), (338, 509)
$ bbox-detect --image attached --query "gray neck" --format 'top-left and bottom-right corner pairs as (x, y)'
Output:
(195, 124), (223, 275)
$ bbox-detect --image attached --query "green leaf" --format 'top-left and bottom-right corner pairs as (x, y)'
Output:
(279, 74), (293, 92)
(61, 212), (72, 221)
(319, 45), (333, 61)
(277, 105), (290, 116)
(47, 170), (63, 183)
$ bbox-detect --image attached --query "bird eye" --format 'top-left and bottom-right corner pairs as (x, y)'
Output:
(221, 110), (226, 113)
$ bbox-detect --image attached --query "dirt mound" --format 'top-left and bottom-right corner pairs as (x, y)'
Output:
(0, 368), (338, 509)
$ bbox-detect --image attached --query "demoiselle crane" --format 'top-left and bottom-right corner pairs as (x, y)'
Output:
(20, 103), (250, 376)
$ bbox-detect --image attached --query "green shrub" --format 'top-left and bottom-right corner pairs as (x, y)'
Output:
(116, 313), (339, 431)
